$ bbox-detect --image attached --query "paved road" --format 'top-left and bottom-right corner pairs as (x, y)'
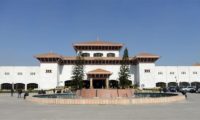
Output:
(0, 93), (199, 120)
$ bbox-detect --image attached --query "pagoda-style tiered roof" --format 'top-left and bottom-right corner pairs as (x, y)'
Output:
(193, 63), (200, 66)
(73, 40), (123, 51)
(87, 69), (112, 79)
(87, 69), (112, 75)
(135, 52), (160, 58)
(34, 52), (63, 63)
(134, 52), (160, 63)
(73, 40), (123, 46)
(34, 53), (62, 58)
(35, 52), (160, 64)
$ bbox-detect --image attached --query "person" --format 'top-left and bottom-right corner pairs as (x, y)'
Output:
(18, 89), (22, 98)
(181, 91), (187, 99)
(159, 88), (162, 93)
(56, 90), (61, 94)
(11, 88), (14, 97)
(41, 89), (46, 94)
(24, 91), (29, 100)
(17, 89), (20, 98)
(53, 89), (56, 94)
(184, 92), (187, 99)
(163, 87), (167, 93)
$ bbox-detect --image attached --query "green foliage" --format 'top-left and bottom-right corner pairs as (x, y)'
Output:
(133, 84), (139, 89)
(118, 48), (131, 89)
(71, 52), (84, 90)
(123, 48), (129, 59)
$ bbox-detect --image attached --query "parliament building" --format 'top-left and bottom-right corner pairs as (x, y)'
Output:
(0, 40), (200, 90)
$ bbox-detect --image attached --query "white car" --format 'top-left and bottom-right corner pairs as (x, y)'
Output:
(182, 86), (196, 93)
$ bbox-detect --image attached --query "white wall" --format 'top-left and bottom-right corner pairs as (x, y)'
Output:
(134, 64), (140, 86)
(0, 64), (200, 89)
(0, 66), (40, 89)
(155, 66), (200, 85)
(137, 63), (156, 88)
(39, 63), (59, 89)
(59, 65), (73, 86)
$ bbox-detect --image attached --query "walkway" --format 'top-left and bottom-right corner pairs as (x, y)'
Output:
(0, 93), (199, 120)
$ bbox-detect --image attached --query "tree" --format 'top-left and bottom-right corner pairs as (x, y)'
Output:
(118, 48), (131, 89)
(71, 52), (84, 90)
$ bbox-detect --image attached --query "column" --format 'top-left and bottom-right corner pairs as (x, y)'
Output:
(90, 78), (93, 89)
(106, 78), (109, 89)
(25, 84), (27, 91)
(12, 83), (14, 90)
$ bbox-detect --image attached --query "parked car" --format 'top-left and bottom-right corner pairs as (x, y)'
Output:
(180, 87), (187, 92)
(181, 86), (196, 93)
(162, 87), (168, 93)
(168, 86), (177, 92)
(196, 88), (200, 93)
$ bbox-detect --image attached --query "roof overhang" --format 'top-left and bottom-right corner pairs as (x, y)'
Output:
(87, 69), (112, 75)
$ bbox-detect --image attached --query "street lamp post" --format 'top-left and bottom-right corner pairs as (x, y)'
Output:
(175, 77), (178, 87)
(175, 76), (179, 92)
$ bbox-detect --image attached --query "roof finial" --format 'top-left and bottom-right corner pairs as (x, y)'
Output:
(96, 36), (100, 41)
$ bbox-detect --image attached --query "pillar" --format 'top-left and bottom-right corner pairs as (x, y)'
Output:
(106, 78), (109, 89)
(25, 84), (27, 91)
(90, 78), (93, 89)
(12, 83), (14, 90)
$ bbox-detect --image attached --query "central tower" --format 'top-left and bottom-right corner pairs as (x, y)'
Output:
(73, 40), (123, 58)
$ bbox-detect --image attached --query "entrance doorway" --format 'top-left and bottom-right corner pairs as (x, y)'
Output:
(1, 83), (12, 90)
(14, 83), (25, 90)
(156, 82), (166, 88)
(83, 80), (90, 89)
(93, 79), (105, 89)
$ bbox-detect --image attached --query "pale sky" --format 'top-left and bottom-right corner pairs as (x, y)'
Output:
(0, 0), (200, 66)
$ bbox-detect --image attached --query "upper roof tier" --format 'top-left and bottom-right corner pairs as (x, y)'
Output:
(73, 40), (123, 51)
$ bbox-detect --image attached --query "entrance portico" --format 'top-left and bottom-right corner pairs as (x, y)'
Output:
(87, 69), (112, 89)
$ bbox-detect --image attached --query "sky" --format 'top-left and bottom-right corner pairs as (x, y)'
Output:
(0, 0), (200, 66)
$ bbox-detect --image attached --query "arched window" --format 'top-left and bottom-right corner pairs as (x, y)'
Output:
(82, 53), (90, 57)
(1, 83), (12, 90)
(27, 83), (38, 90)
(94, 53), (103, 57)
(107, 53), (115, 57)
(156, 82), (166, 88)
(14, 83), (25, 90)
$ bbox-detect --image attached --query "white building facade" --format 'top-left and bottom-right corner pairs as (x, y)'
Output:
(0, 40), (200, 90)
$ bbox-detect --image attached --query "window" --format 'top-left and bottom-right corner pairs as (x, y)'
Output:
(181, 72), (186, 75)
(107, 53), (115, 57)
(144, 69), (150, 73)
(193, 72), (198, 74)
(17, 72), (23, 75)
(30, 72), (36, 75)
(158, 72), (163, 75)
(82, 53), (90, 57)
(94, 53), (103, 57)
(170, 72), (174, 75)
(46, 70), (52, 73)
(5, 72), (10, 75)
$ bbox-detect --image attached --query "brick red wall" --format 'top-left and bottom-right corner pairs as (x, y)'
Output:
(77, 89), (134, 98)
